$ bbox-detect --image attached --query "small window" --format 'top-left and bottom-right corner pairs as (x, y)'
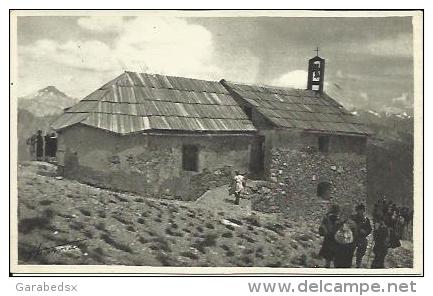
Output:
(318, 135), (330, 153)
(317, 182), (332, 200)
(182, 145), (199, 172)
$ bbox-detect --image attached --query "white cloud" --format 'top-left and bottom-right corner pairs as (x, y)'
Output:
(113, 17), (218, 77)
(391, 92), (413, 109)
(77, 16), (125, 33)
(19, 16), (222, 97)
(360, 92), (369, 101)
(270, 70), (307, 89)
(392, 92), (409, 103)
(21, 39), (115, 72)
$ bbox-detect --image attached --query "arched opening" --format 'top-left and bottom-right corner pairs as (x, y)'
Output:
(317, 181), (332, 200)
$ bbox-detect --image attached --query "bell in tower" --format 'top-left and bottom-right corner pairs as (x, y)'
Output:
(307, 47), (325, 93)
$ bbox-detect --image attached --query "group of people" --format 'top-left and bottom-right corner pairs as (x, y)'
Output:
(319, 203), (372, 268)
(318, 199), (412, 269)
(373, 198), (413, 241)
(227, 171), (412, 269)
(26, 130), (57, 161)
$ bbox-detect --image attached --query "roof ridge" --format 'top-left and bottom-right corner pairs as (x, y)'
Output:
(124, 70), (221, 84)
(99, 72), (130, 90)
(70, 112), (249, 120)
(223, 79), (302, 92)
(83, 99), (238, 107)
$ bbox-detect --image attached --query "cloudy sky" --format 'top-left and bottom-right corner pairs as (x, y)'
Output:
(16, 14), (414, 112)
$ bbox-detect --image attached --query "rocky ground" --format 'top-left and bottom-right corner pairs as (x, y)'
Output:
(17, 161), (413, 268)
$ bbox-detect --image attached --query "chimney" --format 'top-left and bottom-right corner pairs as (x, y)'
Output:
(307, 48), (325, 93)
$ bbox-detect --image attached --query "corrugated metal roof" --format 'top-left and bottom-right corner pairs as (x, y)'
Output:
(223, 81), (371, 135)
(52, 72), (256, 134)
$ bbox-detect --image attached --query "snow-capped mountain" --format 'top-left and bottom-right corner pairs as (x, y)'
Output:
(349, 107), (413, 143)
(18, 86), (78, 117)
(350, 108), (413, 120)
(367, 110), (381, 117)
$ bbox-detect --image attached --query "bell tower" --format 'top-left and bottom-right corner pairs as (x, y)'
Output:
(307, 47), (325, 93)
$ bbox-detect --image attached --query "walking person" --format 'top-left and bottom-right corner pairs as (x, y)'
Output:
(350, 204), (372, 268)
(318, 204), (341, 268)
(371, 219), (390, 268)
(232, 171), (245, 205)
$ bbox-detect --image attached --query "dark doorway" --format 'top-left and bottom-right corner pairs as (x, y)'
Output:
(249, 136), (265, 179)
(318, 135), (330, 153)
(182, 145), (199, 172)
(317, 181), (332, 200)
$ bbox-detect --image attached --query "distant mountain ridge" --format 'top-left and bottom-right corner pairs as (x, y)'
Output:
(18, 86), (78, 117)
(349, 108), (413, 145)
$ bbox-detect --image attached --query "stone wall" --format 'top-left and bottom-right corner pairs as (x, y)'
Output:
(57, 125), (254, 200)
(252, 130), (368, 220)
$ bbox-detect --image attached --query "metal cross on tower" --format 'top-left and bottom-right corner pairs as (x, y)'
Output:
(314, 46), (319, 57)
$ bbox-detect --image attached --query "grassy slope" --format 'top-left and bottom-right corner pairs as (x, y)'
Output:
(17, 162), (413, 268)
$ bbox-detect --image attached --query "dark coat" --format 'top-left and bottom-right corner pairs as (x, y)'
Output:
(36, 134), (44, 157)
(350, 214), (372, 245)
(334, 242), (355, 268)
(44, 135), (51, 157)
(373, 222), (390, 252)
(318, 213), (341, 261)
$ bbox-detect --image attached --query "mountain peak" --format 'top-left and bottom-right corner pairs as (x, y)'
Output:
(37, 85), (67, 97)
(19, 86), (78, 117)
(42, 85), (58, 91)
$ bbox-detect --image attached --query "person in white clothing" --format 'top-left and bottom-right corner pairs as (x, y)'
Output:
(233, 171), (245, 205)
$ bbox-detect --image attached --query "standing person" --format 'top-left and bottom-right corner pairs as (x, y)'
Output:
(50, 132), (58, 159)
(373, 200), (383, 222)
(400, 207), (410, 240)
(408, 209), (414, 239)
(44, 132), (51, 160)
(26, 133), (37, 160)
(233, 171), (245, 205)
(333, 219), (356, 268)
(388, 210), (402, 249)
(351, 204), (372, 268)
(35, 130), (44, 161)
(371, 219), (390, 268)
(318, 204), (341, 268)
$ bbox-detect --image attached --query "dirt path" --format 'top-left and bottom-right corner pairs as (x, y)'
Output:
(196, 185), (253, 218)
